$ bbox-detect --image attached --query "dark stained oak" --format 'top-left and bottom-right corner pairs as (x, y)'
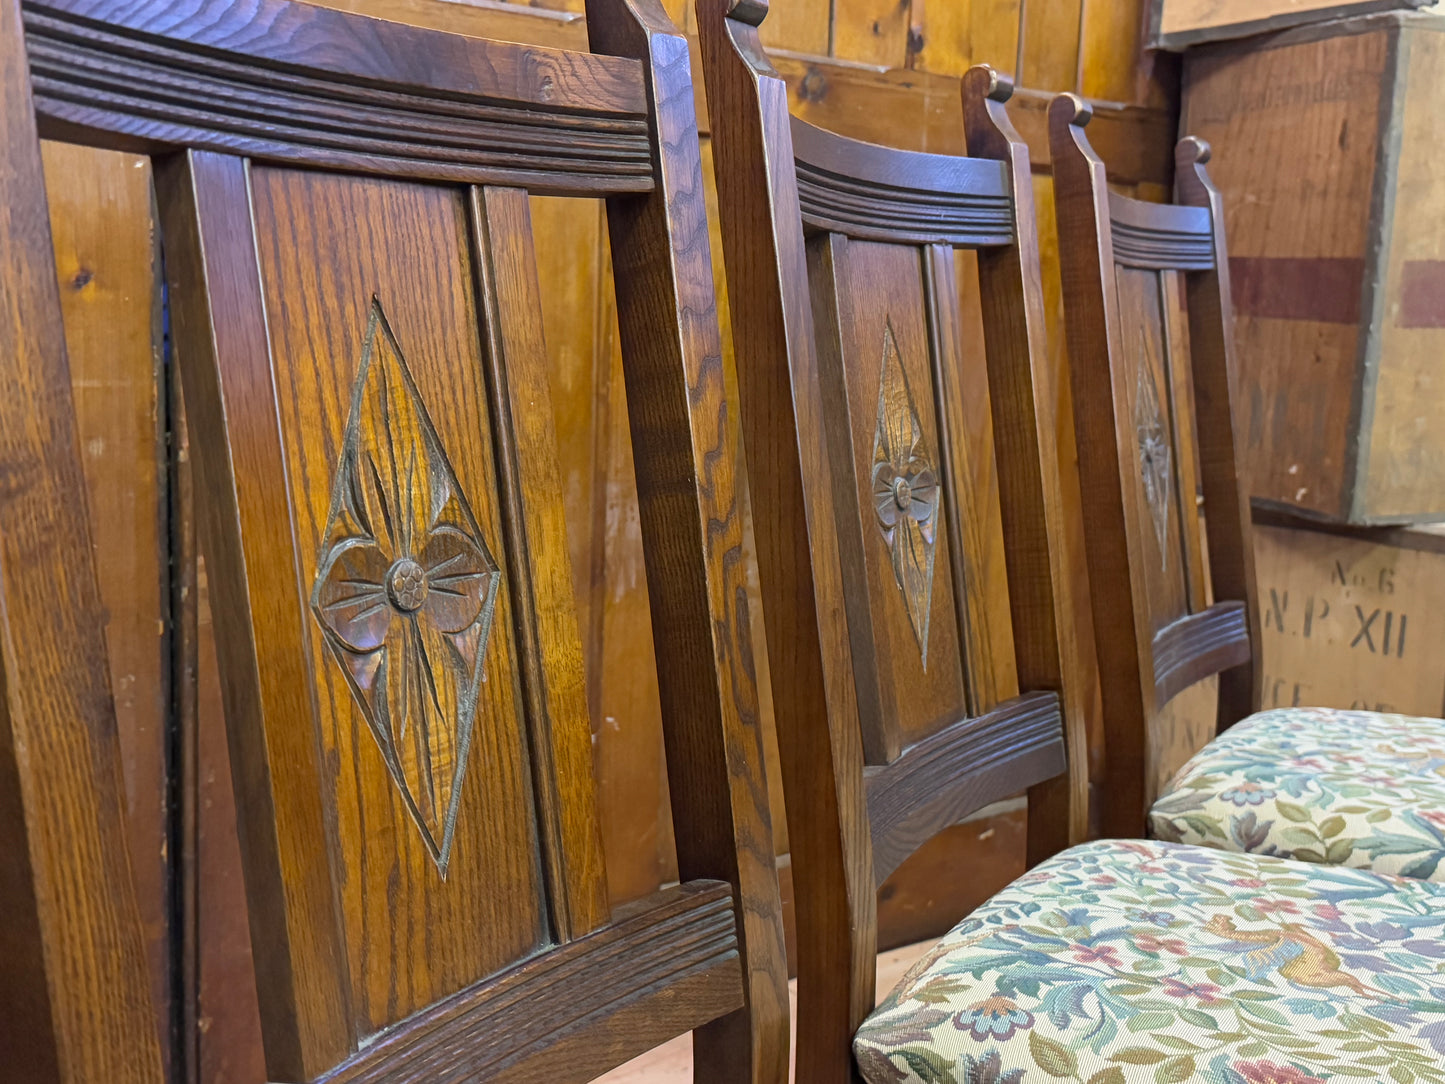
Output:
(586, 2), (791, 1079)
(865, 693), (1065, 884)
(1108, 193), (1215, 271)
(1152, 602), (1251, 708)
(1050, 94), (1263, 838)
(696, 0), (1096, 1077)
(320, 882), (743, 1084)
(792, 117), (1014, 246)
(25, 0), (655, 193)
(4, 0), (789, 1080)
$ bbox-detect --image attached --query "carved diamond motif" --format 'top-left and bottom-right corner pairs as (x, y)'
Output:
(1135, 345), (1173, 571)
(870, 319), (940, 667)
(312, 298), (501, 877)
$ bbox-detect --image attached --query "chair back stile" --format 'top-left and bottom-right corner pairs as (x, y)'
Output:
(1049, 95), (1263, 837)
(696, 2), (1097, 1079)
(0, 0), (789, 1079)
(0, 0), (166, 1078)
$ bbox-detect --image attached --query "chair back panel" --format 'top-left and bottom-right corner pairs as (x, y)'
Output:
(248, 165), (565, 1023)
(4, 0), (791, 1079)
(807, 226), (1001, 761)
(1110, 258), (1203, 637)
(166, 144), (616, 1084)
(788, 118), (1025, 769)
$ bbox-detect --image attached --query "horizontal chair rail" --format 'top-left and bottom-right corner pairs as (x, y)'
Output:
(320, 881), (743, 1083)
(25, 1), (657, 193)
(1108, 190), (1214, 270)
(1152, 601), (1252, 708)
(864, 692), (1066, 883)
(791, 114), (1014, 246)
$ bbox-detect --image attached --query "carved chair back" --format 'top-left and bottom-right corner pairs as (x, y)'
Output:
(0, 0), (790, 1080)
(696, 3), (1095, 1078)
(1049, 95), (1262, 838)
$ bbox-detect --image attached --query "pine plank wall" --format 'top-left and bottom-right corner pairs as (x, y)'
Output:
(43, 2), (1180, 1079)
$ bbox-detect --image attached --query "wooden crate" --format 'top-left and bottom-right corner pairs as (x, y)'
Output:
(1255, 514), (1445, 715)
(1182, 11), (1445, 524)
(1152, 0), (1433, 50)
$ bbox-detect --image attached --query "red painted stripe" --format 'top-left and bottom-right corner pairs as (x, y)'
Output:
(1229, 256), (1363, 324)
(1401, 260), (1445, 328)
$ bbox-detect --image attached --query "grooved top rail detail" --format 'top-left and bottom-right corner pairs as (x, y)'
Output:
(24, 1), (656, 193)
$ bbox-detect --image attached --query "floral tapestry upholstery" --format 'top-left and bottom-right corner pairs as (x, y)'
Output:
(854, 839), (1445, 1084)
(1149, 708), (1445, 882)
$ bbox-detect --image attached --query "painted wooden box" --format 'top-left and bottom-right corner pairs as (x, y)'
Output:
(1254, 513), (1445, 718)
(1181, 11), (1445, 524)
(1151, 0), (1433, 50)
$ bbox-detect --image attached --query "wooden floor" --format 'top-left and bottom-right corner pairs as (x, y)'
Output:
(596, 940), (933, 1082)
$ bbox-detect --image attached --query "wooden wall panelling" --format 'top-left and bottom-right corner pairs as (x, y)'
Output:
(291, 0), (589, 46)
(832, 0), (914, 66)
(969, 0), (1025, 77)
(756, 0), (832, 56)
(1079, 0), (1144, 101)
(910, 0), (976, 77)
(587, 231), (681, 903)
(1019, 0), (1086, 91)
(0, 4), (166, 1076)
(781, 56), (972, 154)
(875, 801), (1025, 950)
(41, 141), (173, 1075)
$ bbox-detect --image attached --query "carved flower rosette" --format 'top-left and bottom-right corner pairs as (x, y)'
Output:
(312, 299), (501, 876)
(1135, 344), (1173, 571)
(871, 320), (940, 666)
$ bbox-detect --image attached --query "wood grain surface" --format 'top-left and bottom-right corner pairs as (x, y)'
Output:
(0, 2), (166, 1077)
(42, 140), (173, 1076)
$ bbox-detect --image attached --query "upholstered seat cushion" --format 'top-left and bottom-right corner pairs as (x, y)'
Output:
(1149, 707), (1445, 881)
(853, 839), (1445, 1084)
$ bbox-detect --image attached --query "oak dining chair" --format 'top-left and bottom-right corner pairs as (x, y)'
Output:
(1051, 93), (1445, 886)
(695, 2), (1445, 1079)
(0, 0), (789, 1080)
(696, 0), (1097, 1076)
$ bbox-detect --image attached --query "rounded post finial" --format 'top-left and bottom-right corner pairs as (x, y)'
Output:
(727, 0), (768, 25)
(963, 64), (1013, 104)
(1177, 135), (1212, 167)
(1050, 92), (1092, 128)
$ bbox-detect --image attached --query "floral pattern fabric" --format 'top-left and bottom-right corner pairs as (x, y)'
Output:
(854, 839), (1445, 1084)
(1150, 708), (1445, 882)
